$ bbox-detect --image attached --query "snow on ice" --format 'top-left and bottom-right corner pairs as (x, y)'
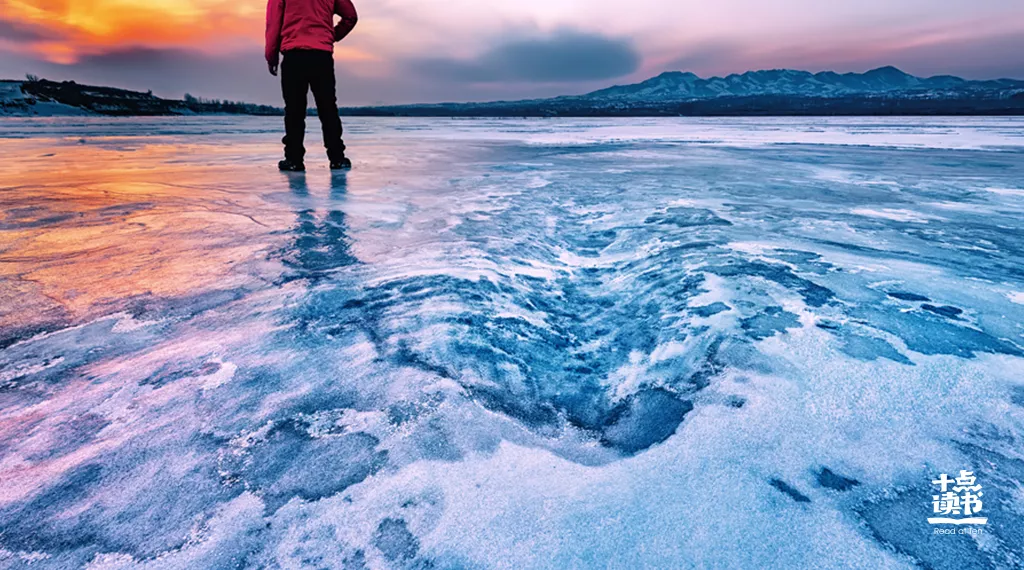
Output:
(0, 116), (1023, 569)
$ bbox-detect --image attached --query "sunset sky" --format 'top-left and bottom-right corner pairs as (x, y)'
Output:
(2, 0), (1023, 105)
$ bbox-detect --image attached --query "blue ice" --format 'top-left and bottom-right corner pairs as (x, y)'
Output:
(0, 116), (1022, 569)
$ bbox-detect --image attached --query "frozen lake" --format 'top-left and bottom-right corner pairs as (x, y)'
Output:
(1, 116), (1023, 569)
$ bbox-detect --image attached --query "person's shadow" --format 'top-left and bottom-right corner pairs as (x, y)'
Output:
(280, 170), (356, 283)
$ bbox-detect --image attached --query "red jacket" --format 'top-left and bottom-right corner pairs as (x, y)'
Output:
(265, 0), (358, 64)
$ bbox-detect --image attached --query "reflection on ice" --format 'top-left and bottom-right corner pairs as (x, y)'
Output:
(0, 116), (1023, 569)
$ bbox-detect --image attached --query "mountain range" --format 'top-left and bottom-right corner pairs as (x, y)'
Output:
(344, 66), (1024, 117)
(584, 66), (1024, 101)
(3, 67), (1024, 117)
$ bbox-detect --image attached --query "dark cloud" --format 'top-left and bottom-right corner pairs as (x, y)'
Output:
(2, 48), (280, 103)
(409, 29), (640, 83)
(71, 48), (270, 97)
(2, 30), (642, 105)
(0, 18), (62, 42)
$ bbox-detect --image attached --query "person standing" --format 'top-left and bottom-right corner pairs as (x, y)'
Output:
(266, 0), (358, 170)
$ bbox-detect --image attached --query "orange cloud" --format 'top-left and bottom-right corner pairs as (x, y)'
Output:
(2, 0), (266, 62)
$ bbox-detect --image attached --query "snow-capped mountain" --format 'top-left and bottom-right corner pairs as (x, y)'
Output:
(583, 66), (1023, 102)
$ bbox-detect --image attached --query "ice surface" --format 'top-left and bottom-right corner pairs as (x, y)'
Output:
(0, 116), (1023, 569)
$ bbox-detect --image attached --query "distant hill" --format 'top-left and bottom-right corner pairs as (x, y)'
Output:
(0, 78), (282, 117)
(342, 66), (1024, 117)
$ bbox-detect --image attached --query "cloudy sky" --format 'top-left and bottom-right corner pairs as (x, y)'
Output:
(1, 0), (1023, 105)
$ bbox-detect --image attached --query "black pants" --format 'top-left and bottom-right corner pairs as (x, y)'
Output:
(281, 49), (346, 163)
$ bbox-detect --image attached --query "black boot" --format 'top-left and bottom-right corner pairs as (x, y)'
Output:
(278, 159), (305, 172)
(330, 156), (352, 170)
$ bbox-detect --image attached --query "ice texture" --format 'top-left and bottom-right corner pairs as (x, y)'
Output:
(1, 116), (1023, 569)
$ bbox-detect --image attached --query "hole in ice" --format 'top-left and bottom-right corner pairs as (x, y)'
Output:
(600, 388), (694, 455)
(815, 467), (861, 491)
(887, 291), (931, 302)
(920, 304), (964, 319)
(739, 306), (801, 340)
(690, 302), (731, 317)
(643, 207), (733, 228)
(221, 419), (388, 513)
(373, 518), (419, 562)
(768, 478), (812, 503)
(1011, 386), (1024, 407)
